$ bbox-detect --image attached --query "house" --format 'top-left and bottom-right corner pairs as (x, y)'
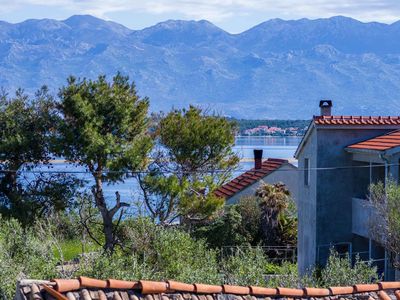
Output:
(295, 100), (400, 278)
(214, 149), (298, 204)
(15, 276), (400, 299)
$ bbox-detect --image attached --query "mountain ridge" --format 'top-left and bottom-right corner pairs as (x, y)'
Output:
(0, 15), (400, 118)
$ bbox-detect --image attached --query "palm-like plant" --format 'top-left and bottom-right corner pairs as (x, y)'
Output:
(255, 182), (295, 246)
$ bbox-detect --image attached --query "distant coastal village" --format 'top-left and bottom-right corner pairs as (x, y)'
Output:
(235, 119), (309, 136)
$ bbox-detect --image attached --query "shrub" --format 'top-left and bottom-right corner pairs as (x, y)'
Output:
(0, 218), (58, 299)
(192, 205), (250, 248)
(76, 251), (153, 280)
(150, 228), (220, 283)
(320, 249), (379, 286)
(221, 247), (268, 286)
(118, 219), (220, 284)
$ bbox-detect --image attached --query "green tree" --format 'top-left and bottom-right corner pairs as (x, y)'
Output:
(139, 106), (239, 224)
(0, 87), (77, 223)
(56, 74), (153, 252)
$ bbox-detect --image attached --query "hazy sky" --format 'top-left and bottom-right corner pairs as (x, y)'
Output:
(0, 0), (399, 33)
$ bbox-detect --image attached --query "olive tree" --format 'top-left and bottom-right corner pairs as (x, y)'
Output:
(57, 74), (152, 251)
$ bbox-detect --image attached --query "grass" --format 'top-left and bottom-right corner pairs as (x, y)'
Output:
(54, 239), (101, 261)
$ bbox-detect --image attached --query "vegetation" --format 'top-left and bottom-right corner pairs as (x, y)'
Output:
(369, 180), (400, 269)
(56, 74), (153, 252)
(0, 215), (379, 299)
(0, 87), (78, 223)
(0, 73), (380, 299)
(138, 106), (239, 224)
(193, 182), (297, 248)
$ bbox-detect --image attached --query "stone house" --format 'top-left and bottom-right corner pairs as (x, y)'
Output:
(295, 100), (400, 278)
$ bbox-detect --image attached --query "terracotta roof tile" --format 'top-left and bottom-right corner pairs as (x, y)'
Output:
(379, 282), (400, 290)
(194, 283), (222, 294)
(167, 281), (195, 293)
(347, 130), (400, 151)
(214, 158), (289, 199)
(79, 276), (108, 289)
(378, 290), (392, 300)
(107, 279), (139, 290)
(303, 287), (330, 297)
(18, 278), (400, 300)
(277, 287), (305, 297)
(42, 285), (69, 300)
(354, 283), (380, 293)
(52, 279), (80, 293)
(139, 280), (168, 294)
(314, 115), (400, 126)
(329, 286), (355, 295)
(248, 286), (277, 296)
(222, 285), (250, 295)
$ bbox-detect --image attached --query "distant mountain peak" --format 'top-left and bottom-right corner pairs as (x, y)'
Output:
(0, 14), (400, 118)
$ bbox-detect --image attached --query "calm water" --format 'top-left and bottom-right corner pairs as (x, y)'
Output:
(31, 136), (302, 205)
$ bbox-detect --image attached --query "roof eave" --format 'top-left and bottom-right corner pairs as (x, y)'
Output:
(294, 120), (315, 159)
(345, 147), (384, 155)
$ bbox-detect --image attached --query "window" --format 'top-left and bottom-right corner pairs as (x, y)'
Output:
(304, 158), (310, 186)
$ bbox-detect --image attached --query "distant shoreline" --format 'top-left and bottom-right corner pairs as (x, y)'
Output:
(235, 135), (304, 138)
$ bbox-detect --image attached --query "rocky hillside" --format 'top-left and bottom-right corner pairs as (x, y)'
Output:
(0, 15), (400, 118)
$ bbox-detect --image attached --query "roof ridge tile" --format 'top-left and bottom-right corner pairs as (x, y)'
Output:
(222, 284), (250, 295)
(79, 276), (107, 289)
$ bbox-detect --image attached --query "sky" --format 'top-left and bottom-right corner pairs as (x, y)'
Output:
(0, 0), (399, 33)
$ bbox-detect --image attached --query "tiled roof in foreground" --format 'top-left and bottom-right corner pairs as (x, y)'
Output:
(214, 158), (289, 199)
(17, 277), (400, 300)
(314, 115), (400, 126)
(347, 130), (400, 152)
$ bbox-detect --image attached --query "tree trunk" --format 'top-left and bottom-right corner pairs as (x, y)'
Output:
(93, 173), (115, 252)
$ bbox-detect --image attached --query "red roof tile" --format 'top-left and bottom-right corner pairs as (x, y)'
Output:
(314, 116), (400, 126)
(214, 158), (289, 199)
(18, 278), (400, 300)
(347, 130), (400, 151)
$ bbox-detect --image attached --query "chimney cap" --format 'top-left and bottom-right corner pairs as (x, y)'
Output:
(319, 100), (332, 107)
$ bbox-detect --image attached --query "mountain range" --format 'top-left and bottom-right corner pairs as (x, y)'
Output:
(1, 15), (400, 118)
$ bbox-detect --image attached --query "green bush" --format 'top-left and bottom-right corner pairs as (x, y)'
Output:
(149, 227), (220, 283)
(193, 205), (251, 248)
(76, 251), (153, 280)
(0, 218), (58, 299)
(320, 249), (379, 286)
(221, 247), (268, 286)
(118, 218), (221, 283)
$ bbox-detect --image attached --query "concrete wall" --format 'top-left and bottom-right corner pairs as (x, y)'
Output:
(297, 128), (318, 274)
(315, 128), (393, 264)
(226, 163), (299, 205)
(352, 198), (374, 238)
(297, 126), (395, 273)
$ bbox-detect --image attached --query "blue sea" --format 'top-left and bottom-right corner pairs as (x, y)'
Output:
(30, 136), (302, 206)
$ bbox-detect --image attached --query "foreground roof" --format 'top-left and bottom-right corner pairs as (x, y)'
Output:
(214, 158), (290, 199)
(314, 115), (400, 126)
(347, 130), (400, 152)
(16, 277), (400, 300)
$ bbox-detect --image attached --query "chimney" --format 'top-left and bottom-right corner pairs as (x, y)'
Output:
(253, 149), (263, 169)
(319, 100), (332, 116)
